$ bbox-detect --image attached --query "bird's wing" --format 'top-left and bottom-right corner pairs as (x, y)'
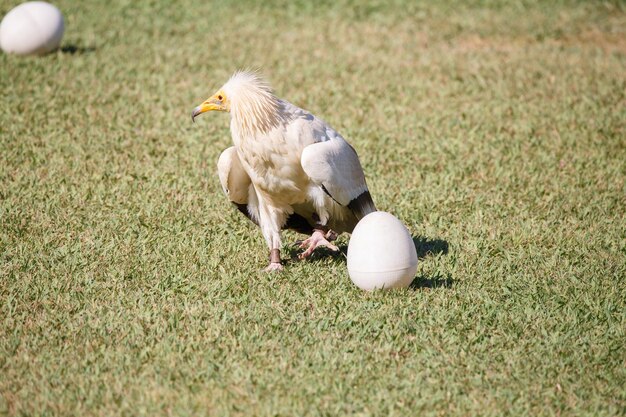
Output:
(217, 147), (259, 224)
(217, 147), (251, 204)
(300, 133), (376, 220)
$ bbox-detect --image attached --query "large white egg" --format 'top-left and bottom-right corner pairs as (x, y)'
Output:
(0, 2), (64, 56)
(347, 211), (418, 291)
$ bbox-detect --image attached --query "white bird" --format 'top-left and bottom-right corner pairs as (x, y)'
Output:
(192, 71), (376, 271)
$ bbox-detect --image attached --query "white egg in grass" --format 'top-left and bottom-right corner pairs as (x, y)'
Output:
(347, 211), (418, 291)
(0, 2), (64, 56)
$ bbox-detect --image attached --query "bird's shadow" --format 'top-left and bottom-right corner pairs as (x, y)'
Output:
(286, 235), (453, 289)
(60, 44), (96, 55)
(286, 242), (348, 264)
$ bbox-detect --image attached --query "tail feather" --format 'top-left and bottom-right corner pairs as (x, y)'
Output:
(347, 190), (377, 220)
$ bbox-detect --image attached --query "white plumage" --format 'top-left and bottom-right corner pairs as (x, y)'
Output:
(193, 71), (376, 271)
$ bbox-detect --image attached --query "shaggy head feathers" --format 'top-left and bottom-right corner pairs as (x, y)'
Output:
(222, 70), (282, 137)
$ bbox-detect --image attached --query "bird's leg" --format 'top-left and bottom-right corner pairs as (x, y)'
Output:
(257, 203), (285, 272)
(298, 226), (339, 259)
(265, 248), (283, 272)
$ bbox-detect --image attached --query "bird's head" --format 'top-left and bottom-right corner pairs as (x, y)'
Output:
(191, 88), (230, 122)
(191, 70), (281, 136)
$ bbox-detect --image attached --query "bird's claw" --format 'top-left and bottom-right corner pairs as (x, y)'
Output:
(293, 230), (337, 247)
(298, 229), (339, 259)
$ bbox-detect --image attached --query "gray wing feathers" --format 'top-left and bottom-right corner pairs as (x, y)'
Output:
(301, 138), (376, 219)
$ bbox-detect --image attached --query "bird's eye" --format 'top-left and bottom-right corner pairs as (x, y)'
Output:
(218, 95), (223, 101)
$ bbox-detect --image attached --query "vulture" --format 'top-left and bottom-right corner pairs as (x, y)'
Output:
(192, 71), (376, 271)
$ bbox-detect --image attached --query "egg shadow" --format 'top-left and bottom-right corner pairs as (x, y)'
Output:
(60, 44), (96, 55)
(410, 273), (454, 289)
(412, 236), (449, 260)
(410, 236), (453, 289)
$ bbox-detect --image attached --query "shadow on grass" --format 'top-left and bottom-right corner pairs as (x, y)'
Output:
(410, 235), (452, 289)
(410, 274), (454, 289)
(286, 243), (348, 264)
(60, 45), (96, 54)
(413, 236), (449, 259)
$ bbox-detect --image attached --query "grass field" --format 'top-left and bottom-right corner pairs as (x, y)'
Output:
(1, 0), (625, 415)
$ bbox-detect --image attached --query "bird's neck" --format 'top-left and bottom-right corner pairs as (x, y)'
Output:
(231, 96), (283, 139)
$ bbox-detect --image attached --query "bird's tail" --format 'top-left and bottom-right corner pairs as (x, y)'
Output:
(348, 190), (377, 220)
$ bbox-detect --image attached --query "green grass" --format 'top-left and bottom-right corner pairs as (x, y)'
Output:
(1, 0), (625, 415)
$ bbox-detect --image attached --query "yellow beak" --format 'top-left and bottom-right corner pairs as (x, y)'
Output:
(191, 99), (222, 122)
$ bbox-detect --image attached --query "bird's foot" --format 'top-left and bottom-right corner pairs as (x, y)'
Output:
(298, 229), (339, 259)
(265, 262), (284, 272)
(264, 249), (283, 272)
